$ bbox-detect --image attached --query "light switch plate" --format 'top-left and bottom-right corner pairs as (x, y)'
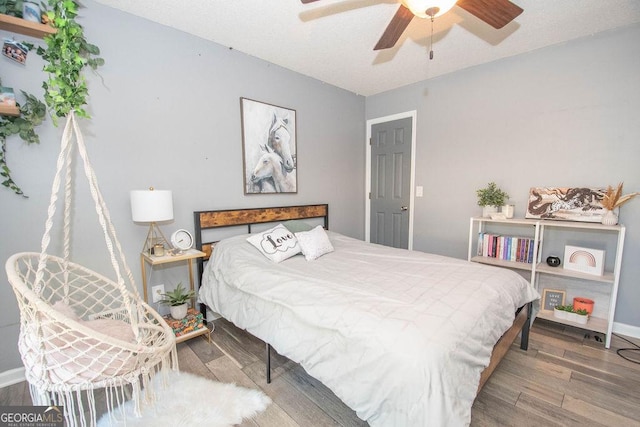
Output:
(416, 186), (424, 197)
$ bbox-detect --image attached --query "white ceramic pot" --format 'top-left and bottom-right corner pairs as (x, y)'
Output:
(553, 308), (566, 320)
(566, 311), (579, 323)
(575, 313), (589, 325)
(169, 303), (188, 320)
(502, 204), (515, 219)
(482, 206), (498, 218)
(22, 2), (41, 23)
(601, 210), (618, 226)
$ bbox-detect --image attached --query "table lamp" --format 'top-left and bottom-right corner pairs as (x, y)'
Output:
(130, 187), (174, 254)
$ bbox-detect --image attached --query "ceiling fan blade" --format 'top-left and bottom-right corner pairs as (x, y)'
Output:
(456, 0), (523, 29)
(300, 0), (322, 3)
(374, 5), (414, 50)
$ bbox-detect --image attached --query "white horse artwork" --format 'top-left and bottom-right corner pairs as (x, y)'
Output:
(268, 113), (295, 173)
(241, 98), (297, 194)
(250, 145), (296, 193)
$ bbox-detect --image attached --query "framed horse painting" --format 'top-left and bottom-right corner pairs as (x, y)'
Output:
(240, 97), (297, 194)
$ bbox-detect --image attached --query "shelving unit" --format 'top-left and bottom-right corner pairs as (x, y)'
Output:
(468, 217), (625, 348)
(140, 248), (210, 343)
(0, 13), (55, 38)
(1, 13), (55, 117)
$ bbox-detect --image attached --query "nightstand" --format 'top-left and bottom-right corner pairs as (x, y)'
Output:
(140, 248), (210, 342)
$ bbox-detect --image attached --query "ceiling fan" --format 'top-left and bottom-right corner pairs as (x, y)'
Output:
(300, 0), (523, 50)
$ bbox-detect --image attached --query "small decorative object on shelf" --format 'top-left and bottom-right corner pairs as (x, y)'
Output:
(563, 245), (605, 276)
(159, 283), (195, 320)
(546, 256), (561, 267)
(163, 308), (205, 338)
(600, 182), (639, 225)
(573, 297), (594, 315)
(553, 305), (589, 325)
(22, 2), (41, 23)
(476, 182), (509, 218)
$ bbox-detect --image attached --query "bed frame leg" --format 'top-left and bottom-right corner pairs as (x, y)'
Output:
(266, 343), (272, 384)
(520, 302), (532, 350)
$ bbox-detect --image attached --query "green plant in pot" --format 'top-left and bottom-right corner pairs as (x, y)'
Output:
(477, 182), (509, 217)
(159, 283), (195, 320)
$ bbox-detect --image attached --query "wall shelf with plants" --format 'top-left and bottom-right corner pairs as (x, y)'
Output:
(0, 103), (20, 116)
(0, 13), (56, 38)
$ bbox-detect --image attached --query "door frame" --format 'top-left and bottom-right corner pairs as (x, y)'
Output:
(365, 110), (417, 250)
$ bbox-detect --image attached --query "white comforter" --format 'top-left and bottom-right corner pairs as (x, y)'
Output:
(199, 231), (539, 426)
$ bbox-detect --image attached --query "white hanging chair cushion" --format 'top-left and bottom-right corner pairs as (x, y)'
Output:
(37, 301), (138, 384)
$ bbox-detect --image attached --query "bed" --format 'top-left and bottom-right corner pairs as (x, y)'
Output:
(194, 204), (539, 426)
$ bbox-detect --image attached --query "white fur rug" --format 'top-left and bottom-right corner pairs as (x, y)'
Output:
(97, 371), (271, 427)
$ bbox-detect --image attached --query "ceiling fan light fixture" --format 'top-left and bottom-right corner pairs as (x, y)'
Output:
(401, 0), (457, 19)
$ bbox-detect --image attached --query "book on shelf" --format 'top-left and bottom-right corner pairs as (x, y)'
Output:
(163, 308), (205, 337)
(477, 232), (535, 264)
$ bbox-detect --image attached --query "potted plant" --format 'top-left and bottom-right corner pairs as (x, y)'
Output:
(574, 308), (589, 325)
(600, 182), (639, 225)
(477, 182), (509, 217)
(159, 283), (195, 320)
(553, 305), (567, 320)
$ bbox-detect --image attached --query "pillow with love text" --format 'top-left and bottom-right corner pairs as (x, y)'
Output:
(247, 224), (301, 263)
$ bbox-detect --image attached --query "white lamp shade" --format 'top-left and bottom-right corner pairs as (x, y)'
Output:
(130, 190), (174, 222)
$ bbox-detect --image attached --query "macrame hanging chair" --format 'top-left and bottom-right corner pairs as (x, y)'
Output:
(5, 112), (177, 427)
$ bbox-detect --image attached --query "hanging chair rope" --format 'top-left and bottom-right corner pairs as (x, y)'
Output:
(33, 112), (141, 333)
(6, 111), (178, 427)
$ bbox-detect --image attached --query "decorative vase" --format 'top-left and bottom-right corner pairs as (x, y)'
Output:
(601, 210), (618, 226)
(22, 2), (41, 23)
(502, 204), (515, 219)
(546, 256), (561, 267)
(169, 303), (188, 320)
(482, 206), (498, 218)
(573, 297), (594, 315)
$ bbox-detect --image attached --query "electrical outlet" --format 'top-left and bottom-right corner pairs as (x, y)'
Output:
(152, 284), (165, 303)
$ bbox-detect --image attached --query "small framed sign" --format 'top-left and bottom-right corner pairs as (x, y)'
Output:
(542, 289), (566, 312)
(563, 245), (605, 276)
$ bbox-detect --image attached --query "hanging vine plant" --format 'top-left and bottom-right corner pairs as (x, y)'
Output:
(0, 81), (47, 197)
(36, 0), (104, 123)
(2, 0), (103, 197)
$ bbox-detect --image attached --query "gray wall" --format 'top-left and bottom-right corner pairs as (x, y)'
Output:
(0, 1), (365, 371)
(366, 24), (640, 330)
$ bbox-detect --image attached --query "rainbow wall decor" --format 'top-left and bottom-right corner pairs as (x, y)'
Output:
(563, 245), (605, 276)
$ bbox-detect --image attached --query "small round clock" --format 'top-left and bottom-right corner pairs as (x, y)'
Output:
(171, 229), (193, 251)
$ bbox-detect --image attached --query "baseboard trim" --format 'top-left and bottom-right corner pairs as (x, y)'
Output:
(613, 322), (640, 340)
(0, 366), (25, 388)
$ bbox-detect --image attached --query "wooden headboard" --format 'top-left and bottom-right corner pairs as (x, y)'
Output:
(193, 204), (328, 288)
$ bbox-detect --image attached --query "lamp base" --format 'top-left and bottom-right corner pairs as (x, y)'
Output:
(143, 222), (170, 255)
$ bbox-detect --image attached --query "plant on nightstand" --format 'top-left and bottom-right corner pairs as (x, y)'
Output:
(159, 283), (195, 320)
(477, 182), (509, 217)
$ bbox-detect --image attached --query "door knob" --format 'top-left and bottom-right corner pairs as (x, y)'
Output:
(401, 206), (408, 211)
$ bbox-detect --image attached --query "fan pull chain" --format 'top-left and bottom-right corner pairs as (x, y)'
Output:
(429, 15), (435, 60)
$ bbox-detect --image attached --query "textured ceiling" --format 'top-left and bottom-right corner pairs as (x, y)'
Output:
(95, 0), (640, 96)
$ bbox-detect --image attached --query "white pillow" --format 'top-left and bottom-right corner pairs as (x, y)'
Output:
(295, 226), (334, 261)
(247, 224), (301, 263)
